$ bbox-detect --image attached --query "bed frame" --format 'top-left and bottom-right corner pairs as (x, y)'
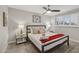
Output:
(26, 25), (69, 53)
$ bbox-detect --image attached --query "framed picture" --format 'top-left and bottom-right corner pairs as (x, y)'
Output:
(32, 15), (41, 23)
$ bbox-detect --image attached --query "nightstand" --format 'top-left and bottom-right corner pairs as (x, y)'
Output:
(16, 33), (27, 44)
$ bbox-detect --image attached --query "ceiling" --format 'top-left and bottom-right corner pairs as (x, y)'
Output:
(8, 5), (79, 16)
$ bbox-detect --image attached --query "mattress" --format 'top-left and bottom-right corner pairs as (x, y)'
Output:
(28, 32), (67, 51)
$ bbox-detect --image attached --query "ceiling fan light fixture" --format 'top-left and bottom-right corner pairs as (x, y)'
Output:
(47, 11), (51, 13)
(42, 5), (60, 15)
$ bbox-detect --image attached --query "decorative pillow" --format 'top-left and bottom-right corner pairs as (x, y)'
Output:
(39, 27), (45, 34)
(32, 27), (39, 34)
(32, 27), (45, 34)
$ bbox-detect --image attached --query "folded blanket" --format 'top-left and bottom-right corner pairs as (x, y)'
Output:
(40, 34), (64, 43)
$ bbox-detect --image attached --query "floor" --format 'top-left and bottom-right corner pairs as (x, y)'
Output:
(5, 40), (79, 53)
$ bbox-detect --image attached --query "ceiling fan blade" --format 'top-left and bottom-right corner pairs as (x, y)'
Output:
(43, 7), (47, 10)
(42, 11), (47, 15)
(51, 10), (60, 12)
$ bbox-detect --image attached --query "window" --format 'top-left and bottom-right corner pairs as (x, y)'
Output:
(55, 13), (78, 26)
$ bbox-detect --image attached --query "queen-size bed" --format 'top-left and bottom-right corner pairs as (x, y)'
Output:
(26, 24), (69, 53)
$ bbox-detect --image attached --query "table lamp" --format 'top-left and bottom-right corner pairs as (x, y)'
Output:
(19, 24), (24, 34)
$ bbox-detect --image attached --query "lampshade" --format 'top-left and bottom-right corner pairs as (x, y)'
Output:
(19, 24), (24, 29)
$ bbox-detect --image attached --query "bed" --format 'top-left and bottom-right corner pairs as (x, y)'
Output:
(26, 25), (69, 52)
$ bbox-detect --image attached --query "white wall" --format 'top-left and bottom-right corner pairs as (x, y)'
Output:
(55, 26), (79, 42)
(50, 16), (55, 31)
(0, 6), (8, 52)
(8, 8), (51, 43)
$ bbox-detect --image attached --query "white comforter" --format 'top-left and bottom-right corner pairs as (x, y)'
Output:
(28, 32), (67, 51)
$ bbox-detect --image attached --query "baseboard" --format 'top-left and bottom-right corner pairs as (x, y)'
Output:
(8, 41), (16, 44)
(70, 39), (79, 44)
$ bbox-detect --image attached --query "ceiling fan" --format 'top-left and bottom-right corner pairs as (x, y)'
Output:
(42, 5), (60, 15)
